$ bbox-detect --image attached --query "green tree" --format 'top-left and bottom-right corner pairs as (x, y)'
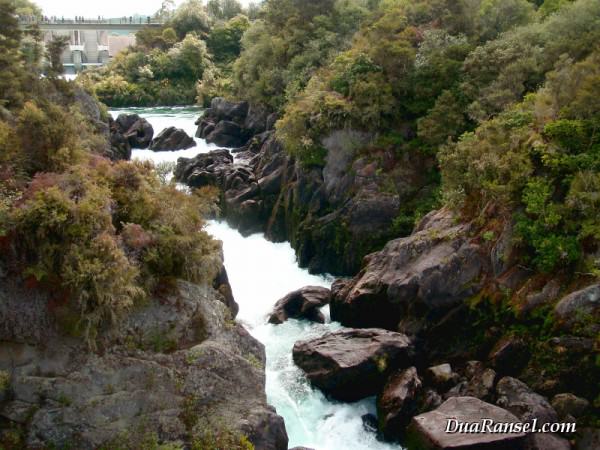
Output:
(155, 0), (176, 21)
(45, 35), (70, 78)
(169, 0), (210, 39)
(477, 0), (535, 41)
(21, 22), (44, 75)
(0, 0), (25, 107)
(207, 0), (243, 20)
(207, 14), (250, 62)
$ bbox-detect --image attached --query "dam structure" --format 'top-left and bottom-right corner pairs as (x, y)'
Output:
(20, 18), (163, 73)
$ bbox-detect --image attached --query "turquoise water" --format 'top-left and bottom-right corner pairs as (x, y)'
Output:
(110, 107), (401, 450)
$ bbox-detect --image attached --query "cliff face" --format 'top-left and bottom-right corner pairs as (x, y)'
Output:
(178, 98), (436, 276)
(330, 208), (599, 403)
(0, 274), (287, 450)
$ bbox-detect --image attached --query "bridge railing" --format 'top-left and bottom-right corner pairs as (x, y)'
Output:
(19, 16), (163, 26)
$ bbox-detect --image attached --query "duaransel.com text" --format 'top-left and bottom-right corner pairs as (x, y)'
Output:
(445, 418), (576, 434)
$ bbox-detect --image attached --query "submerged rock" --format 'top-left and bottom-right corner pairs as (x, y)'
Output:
(292, 328), (414, 401)
(268, 286), (331, 324)
(150, 126), (196, 151)
(408, 397), (526, 450)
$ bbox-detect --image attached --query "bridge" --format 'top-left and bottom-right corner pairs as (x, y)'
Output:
(19, 19), (164, 73)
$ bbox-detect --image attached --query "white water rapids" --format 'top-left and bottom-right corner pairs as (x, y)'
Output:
(109, 107), (401, 450)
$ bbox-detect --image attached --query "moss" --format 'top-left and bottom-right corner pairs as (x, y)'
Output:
(246, 354), (263, 370)
(191, 431), (254, 450)
(180, 394), (199, 432)
(0, 370), (10, 394)
(375, 355), (388, 373)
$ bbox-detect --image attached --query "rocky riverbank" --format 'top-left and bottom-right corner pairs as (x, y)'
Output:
(0, 268), (287, 449)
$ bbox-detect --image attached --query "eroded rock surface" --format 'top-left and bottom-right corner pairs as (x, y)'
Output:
(150, 126), (196, 151)
(0, 276), (287, 450)
(408, 397), (526, 450)
(377, 366), (422, 440)
(292, 328), (414, 401)
(330, 209), (486, 332)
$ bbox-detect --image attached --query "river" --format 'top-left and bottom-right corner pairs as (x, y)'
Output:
(109, 107), (400, 450)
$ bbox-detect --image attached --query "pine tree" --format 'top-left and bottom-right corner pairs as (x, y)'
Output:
(0, 0), (25, 108)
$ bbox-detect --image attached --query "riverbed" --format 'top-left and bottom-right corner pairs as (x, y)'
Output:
(109, 107), (400, 450)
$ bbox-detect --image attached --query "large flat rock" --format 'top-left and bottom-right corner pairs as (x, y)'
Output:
(408, 396), (526, 449)
(292, 328), (414, 401)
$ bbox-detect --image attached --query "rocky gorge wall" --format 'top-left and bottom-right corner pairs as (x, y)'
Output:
(178, 97), (437, 276)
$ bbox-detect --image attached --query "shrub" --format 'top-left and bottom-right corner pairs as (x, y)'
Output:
(441, 50), (600, 273)
(16, 101), (85, 174)
(9, 161), (220, 343)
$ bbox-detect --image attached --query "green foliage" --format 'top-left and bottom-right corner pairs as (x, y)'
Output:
(169, 0), (210, 39)
(81, 31), (213, 107)
(15, 100), (86, 174)
(0, 0), (25, 108)
(9, 161), (220, 343)
(462, 0), (600, 122)
(442, 51), (600, 272)
(207, 14), (250, 63)
(45, 35), (70, 78)
(207, 0), (244, 21)
(477, 0), (535, 41)
(232, 0), (369, 109)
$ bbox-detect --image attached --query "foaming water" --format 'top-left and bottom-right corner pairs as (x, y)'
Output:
(109, 107), (401, 450)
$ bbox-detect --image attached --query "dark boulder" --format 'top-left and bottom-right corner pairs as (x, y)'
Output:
(112, 113), (154, 149)
(576, 428), (600, 450)
(206, 121), (248, 148)
(175, 149), (233, 187)
(211, 97), (249, 122)
(425, 363), (459, 391)
(408, 397), (526, 450)
(195, 98), (259, 148)
(150, 127), (196, 151)
(525, 433), (571, 450)
(330, 209), (486, 332)
(108, 116), (131, 160)
(213, 265), (239, 318)
(268, 286), (331, 324)
(496, 377), (558, 425)
(292, 328), (414, 401)
(377, 366), (422, 440)
(242, 406), (288, 450)
(124, 117), (154, 149)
